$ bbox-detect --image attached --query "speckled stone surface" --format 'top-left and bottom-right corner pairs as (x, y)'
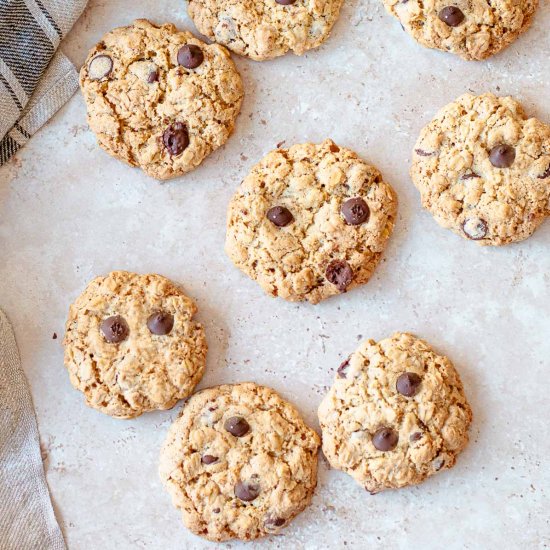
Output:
(0, 1), (549, 548)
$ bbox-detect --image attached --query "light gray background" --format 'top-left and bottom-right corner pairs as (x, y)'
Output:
(0, 1), (549, 548)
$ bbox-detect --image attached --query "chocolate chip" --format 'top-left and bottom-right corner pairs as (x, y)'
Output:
(177, 44), (204, 69)
(415, 148), (434, 157)
(410, 432), (423, 442)
(276, 0), (297, 4)
(341, 198), (370, 226)
(147, 70), (159, 83)
(337, 358), (350, 379)
(163, 122), (189, 156)
(201, 454), (218, 465)
(538, 165), (550, 179)
(88, 54), (113, 81)
(264, 516), (286, 530)
(100, 315), (129, 343)
(325, 260), (353, 292)
(235, 480), (260, 502)
(438, 6), (465, 27)
(396, 372), (422, 397)
(461, 171), (480, 180)
(372, 427), (398, 451)
(213, 508), (220, 514)
(147, 311), (174, 335)
(462, 217), (488, 240)
(224, 416), (250, 437)
(267, 206), (293, 227)
(489, 144), (515, 168)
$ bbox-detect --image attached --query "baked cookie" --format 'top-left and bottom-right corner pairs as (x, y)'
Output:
(225, 139), (397, 304)
(159, 383), (320, 541)
(318, 333), (472, 492)
(187, 0), (343, 61)
(80, 19), (243, 180)
(383, 0), (538, 60)
(411, 93), (550, 245)
(63, 271), (207, 419)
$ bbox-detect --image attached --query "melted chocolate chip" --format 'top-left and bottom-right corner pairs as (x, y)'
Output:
(462, 217), (488, 240)
(163, 122), (189, 156)
(177, 44), (204, 69)
(267, 206), (294, 227)
(147, 70), (159, 83)
(201, 454), (218, 465)
(88, 54), (113, 80)
(325, 260), (353, 291)
(396, 372), (422, 397)
(341, 198), (370, 225)
(337, 358), (350, 379)
(489, 144), (515, 168)
(264, 516), (286, 529)
(372, 427), (398, 451)
(235, 480), (260, 502)
(538, 165), (550, 179)
(147, 311), (174, 335)
(276, 0), (297, 4)
(438, 6), (465, 27)
(100, 315), (129, 343)
(410, 432), (423, 442)
(224, 416), (250, 437)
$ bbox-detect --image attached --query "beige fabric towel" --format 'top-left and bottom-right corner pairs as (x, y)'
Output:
(0, 310), (65, 550)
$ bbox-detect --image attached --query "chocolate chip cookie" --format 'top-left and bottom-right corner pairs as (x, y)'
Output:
(187, 0), (344, 61)
(225, 139), (397, 304)
(411, 93), (550, 245)
(159, 383), (320, 541)
(383, 0), (538, 60)
(318, 333), (472, 492)
(63, 271), (207, 419)
(80, 19), (243, 180)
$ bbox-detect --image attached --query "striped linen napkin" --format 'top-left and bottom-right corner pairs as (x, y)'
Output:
(0, 0), (87, 165)
(0, 310), (65, 550)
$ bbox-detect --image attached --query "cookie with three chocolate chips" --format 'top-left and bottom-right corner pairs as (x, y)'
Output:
(383, 0), (538, 60)
(187, 0), (344, 61)
(80, 19), (243, 179)
(318, 332), (472, 492)
(159, 382), (320, 541)
(63, 271), (207, 418)
(411, 93), (550, 245)
(225, 139), (397, 304)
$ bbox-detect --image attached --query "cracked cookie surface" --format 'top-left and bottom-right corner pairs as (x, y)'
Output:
(383, 0), (538, 60)
(80, 19), (243, 180)
(225, 139), (397, 304)
(318, 333), (472, 492)
(411, 93), (550, 245)
(159, 382), (320, 541)
(63, 271), (207, 419)
(187, 0), (343, 61)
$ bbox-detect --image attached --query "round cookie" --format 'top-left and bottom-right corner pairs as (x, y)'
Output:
(411, 93), (550, 245)
(225, 139), (397, 304)
(80, 19), (244, 180)
(318, 333), (472, 492)
(187, 0), (344, 61)
(383, 0), (538, 60)
(63, 271), (207, 419)
(159, 383), (320, 541)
